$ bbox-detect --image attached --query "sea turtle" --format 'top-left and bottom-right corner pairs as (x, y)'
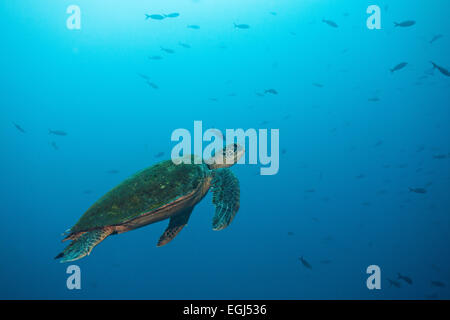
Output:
(55, 144), (245, 263)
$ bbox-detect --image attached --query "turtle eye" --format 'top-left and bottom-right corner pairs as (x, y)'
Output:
(233, 144), (238, 151)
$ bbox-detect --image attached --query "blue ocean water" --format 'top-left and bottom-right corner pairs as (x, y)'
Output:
(1, 0), (449, 299)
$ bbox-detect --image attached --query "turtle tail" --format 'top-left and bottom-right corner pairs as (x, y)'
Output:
(55, 227), (113, 263)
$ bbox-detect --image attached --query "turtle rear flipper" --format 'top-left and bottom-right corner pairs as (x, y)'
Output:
(211, 168), (240, 231)
(157, 208), (193, 247)
(55, 227), (113, 263)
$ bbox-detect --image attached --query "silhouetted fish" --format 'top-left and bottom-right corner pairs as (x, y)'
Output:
(387, 278), (402, 288)
(234, 23), (250, 29)
(312, 83), (324, 88)
(390, 62), (408, 73)
(145, 14), (165, 20)
(148, 55), (163, 60)
(155, 152), (165, 158)
(409, 187), (427, 194)
(368, 97), (380, 102)
(430, 281), (446, 288)
(287, 231), (294, 236)
(394, 20), (415, 27)
(83, 190), (92, 195)
(187, 25), (200, 29)
(146, 81), (159, 89)
(49, 129), (67, 136)
(107, 169), (119, 174)
(51, 141), (59, 150)
(322, 19), (338, 28)
(320, 260), (332, 264)
(430, 61), (450, 77)
(433, 154), (448, 159)
(397, 273), (413, 285)
(374, 140), (383, 147)
(178, 42), (191, 48)
(138, 73), (150, 80)
(299, 256), (312, 269)
(264, 88), (278, 95)
(429, 34), (443, 44)
(160, 47), (175, 54)
(13, 122), (25, 133)
(164, 13), (179, 18)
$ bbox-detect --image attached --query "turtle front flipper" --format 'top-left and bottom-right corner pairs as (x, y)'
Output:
(157, 207), (193, 247)
(211, 168), (240, 231)
(55, 227), (114, 263)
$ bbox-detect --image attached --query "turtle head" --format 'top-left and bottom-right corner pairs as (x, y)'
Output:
(207, 143), (245, 169)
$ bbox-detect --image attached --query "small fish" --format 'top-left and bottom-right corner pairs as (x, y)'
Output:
(368, 97), (380, 102)
(299, 256), (312, 269)
(160, 47), (175, 54)
(374, 140), (383, 147)
(234, 23), (250, 29)
(178, 42), (191, 48)
(429, 34), (443, 44)
(390, 62), (408, 73)
(155, 152), (165, 158)
(264, 88), (278, 95)
(394, 20), (416, 27)
(287, 231), (294, 236)
(433, 154), (448, 159)
(270, 12), (277, 16)
(397, 273), (413, 285)
(255, 92), (264, 97)
(430, 61), (450, 77)
(49, 129), (67, 136)
(281, 149), (287, 155)
(138, 73), (150, 80)
(148, 55), (163, 60)
(146, 81), (159, 89)
(355, 174), (365, 179)
(320, 260), (332, 264)
(409, 187), (427, 194)
(312, 83), (324, 88)
(51, 141), (59, 151)
(187, 25), (200, 29)
(107, 169), (119, 174)
(13, 122), (25, 133)
(164, 13), (179, 18)
(430, 281), (446, 288)
(83, 190), (92, 195)
(145, 14), (165, 20)
(387, 278), (402, 288)
(322, 19), (338, 28)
